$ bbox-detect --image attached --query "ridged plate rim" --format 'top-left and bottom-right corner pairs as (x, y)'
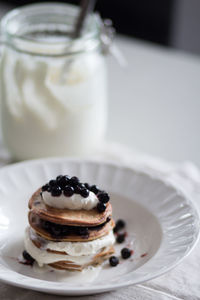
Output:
(0, 157), (199, 295)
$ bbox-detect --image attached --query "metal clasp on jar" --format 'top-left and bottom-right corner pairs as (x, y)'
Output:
(100, 19), (127, 67)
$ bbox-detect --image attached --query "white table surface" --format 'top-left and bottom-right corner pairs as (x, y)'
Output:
(107, 36), (200, 167)
(1, 3), (200, 166)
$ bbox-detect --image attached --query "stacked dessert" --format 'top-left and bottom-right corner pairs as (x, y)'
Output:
(24, 175), (115, 271)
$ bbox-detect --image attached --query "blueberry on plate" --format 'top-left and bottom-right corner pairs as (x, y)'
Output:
(98, 192), (110, 203)
(109, 256), (119, 267)
(63, 185), (74, 197)
(116, 233), (126, 243)
(97, 202), (106, 212)
(121, 248), (132, 259)
(116, 219), (126, 230)
(22, 250), (35, 264)
(113, 226), (118, 233)
(51, 186), (62, 197)
(113, 219), (126, 233)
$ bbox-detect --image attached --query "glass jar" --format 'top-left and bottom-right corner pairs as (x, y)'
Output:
(0, 3), (108, 160)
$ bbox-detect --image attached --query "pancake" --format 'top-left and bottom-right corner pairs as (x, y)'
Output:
(25, 180), (115, 271)
(29, 212), (115, 242)
(48, 246), (115, 271)
(29, 188), (112, 226)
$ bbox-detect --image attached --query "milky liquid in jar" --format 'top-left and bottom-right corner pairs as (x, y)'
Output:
(0, 3), (108, 160)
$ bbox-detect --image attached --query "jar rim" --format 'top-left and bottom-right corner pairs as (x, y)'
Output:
(0, 2), (102, 56)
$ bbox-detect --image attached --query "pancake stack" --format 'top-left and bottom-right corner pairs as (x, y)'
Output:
(24, 175), (115, 271)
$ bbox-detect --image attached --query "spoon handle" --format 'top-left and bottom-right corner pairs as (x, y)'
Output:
(73, 0), (97, 38)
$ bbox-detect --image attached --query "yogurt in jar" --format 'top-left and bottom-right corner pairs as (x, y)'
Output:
(0, 3), (108, 160)
(0, 48), (107, 159)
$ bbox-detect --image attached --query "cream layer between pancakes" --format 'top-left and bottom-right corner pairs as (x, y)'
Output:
(24, 227), (115, 267)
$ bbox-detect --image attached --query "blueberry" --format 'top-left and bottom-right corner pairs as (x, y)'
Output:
(69, 176), (79, 186)
(51, 186), (62, 197)
(98, 192), (110, 203)
(116, 233), (125, 243)
(47, 186), (52, 192)
(43, 220), (50, 230)
(79, 183), (86, 189)
(49, 179), (57, 187)
(42, 184), (49, 192)
(61, 226), (69, 235)
(109, 256), (119, 267)
(121, 248), (132, 259)
(106, 216), (111, 222)
(113, 226), (119, 233)
(51, 224), (62, 237)
(74, 183), (85, 194)
(113, 219), (126, 233)
(84, 183), (90, 190)
(116, 219), (126, 230)
(74, 185), (82, 194)
(56, 175), (63, 181)
(78, 227), (89, 236)
(22, 250), (35, 264)
(97, 202), (107, 212)
(90, 185), (99, 194)
(57, 175), (70, 188)
(80, 188), (89, 198)
(63, 185), (74, 197)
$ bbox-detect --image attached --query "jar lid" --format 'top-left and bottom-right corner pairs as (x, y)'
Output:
(0, 3), (102, 56)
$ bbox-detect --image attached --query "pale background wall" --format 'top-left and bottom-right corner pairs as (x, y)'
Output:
(171, 0), (200, 55)
(1, 1), (200, 55)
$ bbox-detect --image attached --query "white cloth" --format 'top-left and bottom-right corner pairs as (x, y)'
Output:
(0, 142), (200, 300)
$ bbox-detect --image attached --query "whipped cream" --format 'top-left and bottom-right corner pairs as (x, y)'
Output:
(42, 190), (98, 210)
(25, 227), (114, 267)
(30, 228), (115, 256)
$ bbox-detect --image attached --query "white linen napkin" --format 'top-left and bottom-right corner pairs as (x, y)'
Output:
(94, 142), (200, 300)
(0, 142), (199, 300)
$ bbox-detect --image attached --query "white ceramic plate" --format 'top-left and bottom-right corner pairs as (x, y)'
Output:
(0, 158), (199, 296)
